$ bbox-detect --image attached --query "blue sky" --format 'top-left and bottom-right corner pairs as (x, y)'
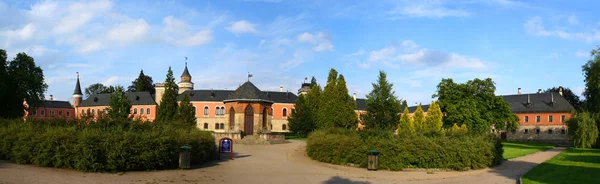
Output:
(1, 0), (599, 105)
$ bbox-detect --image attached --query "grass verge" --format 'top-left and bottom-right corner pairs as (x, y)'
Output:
(502, 142), (555, 159)
(522, 148), (600, 184)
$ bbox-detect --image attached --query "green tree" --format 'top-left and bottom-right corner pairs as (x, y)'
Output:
(583, 47), (600, 112)
(177, 94), (196, 127)
(567, 112), (599, 148)
(157, 67), (179, 122)
(290, 76), (322, 137)
(85, 83), (108, 98)
(363, 71), (402, 131)
(398, 107), (414, 134)
(401, 100), (408, 109)
(433, 78), (518, 134)
(317, 69), (339, 129)
(107, 86), (131, 120)
(0, 49), (8, 118)
(333, 75), (358, 129)
(545, 86), (583, 111)
(413, 104), (425, 132)
(4, 53), (48, 118)
(128, 69), (155, 94)
(425, 101), (443, 131)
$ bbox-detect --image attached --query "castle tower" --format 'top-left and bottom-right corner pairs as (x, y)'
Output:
(178, 62), (194, 94)
(73, 72), (83, 107)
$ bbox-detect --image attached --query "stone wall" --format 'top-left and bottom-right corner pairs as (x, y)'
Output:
(212, 132), (243, 141)
(507, 125), (570, 144)
(271, 118), (289, 132)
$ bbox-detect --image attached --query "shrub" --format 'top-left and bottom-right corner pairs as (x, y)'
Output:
(0, 118), (216, 172)
(307, 128), (502, 171)
(567, 112), (599, 148)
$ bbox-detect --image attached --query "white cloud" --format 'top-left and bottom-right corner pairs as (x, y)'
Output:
(387, 1), (470, 18)
(576, 51), (589, 58)
(107, 19), (150, 44)
(2, 23), (36, 41)
(296, 32), (333, 52)
(162, 16), (213, 47)
(525, 16), (600, 42)
(369, 46), (396, 62)
(226, 20), (258, 34)
(176, 29), (213, 46)
(52, 0), (112, 34)
(568, 15), (579, 25)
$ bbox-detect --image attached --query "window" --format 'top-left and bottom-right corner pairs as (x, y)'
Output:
(204, 123), (208, 129)
(41, 110), (45, 116)
(134, 108), (137, 114)
(215, 107), (219, 115)
(204, 106), (209, 116)
(58, 110), (63, 117)
(32, 109), (37, 116)
(220, 123), (225, 130)
(87, 109), (90, 115)
(561, 129), (566, 134)
(81, 109), (84, 115)
(549, 115), (553, 123)
(215, 123), (219, 129)
(91, 109), (95, 115)
(536, 115), (540, 123)
(536, 129), (540, 134)
(146, 108), (150, 114)
(221, 107), (225, 115)
(140, 108), (144, 114)
(282, 124), (287, 130)
(524, 116), (529, 123)
(524, 129), (528, 134)
(50, 110), (55, 117)
(548, 129), (553, 134)
(283, 108), (288, 117)
(561, 115), (566, 123)
(66, 111), (70, 117)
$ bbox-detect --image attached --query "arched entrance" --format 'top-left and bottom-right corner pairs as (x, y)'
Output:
(229, 107), (235, 130)
(244, 105), (254, 135)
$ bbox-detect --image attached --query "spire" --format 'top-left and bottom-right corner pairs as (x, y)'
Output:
(180, 59), (191, 82)
(73, 72), (82, 95)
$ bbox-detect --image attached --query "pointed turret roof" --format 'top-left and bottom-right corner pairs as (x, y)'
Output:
(73, 72), (82, 95)
(224, 81), (273, 103)
(181, 62), (191, 79)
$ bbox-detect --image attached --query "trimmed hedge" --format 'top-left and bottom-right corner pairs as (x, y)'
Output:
(0, 118), (217, 172)
(306, 128), (503, 171)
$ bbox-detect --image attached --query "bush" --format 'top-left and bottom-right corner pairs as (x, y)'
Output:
(307, 128), (502, 171)
(0, 118), (217, 172)
(567, 112), (599, 148)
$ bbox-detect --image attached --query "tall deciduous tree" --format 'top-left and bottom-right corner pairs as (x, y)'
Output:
(85, 83), (108, 98)
(545, 86), (583, 111)
(433, 78), (518, 133)
(363, 71), (402, 131)
(177, 94), (196, 127)
(413, 104), (425, 132)
(425, 101), (443, 131)
(398, 107), (414, 134)
(107, 86), (131, 120)
(4, 53), (48, 118)
(583, 47), (600, 113)
(128, 69), (155, 94)
(567, 112), (598, 148)
(157, 67), (179, 122)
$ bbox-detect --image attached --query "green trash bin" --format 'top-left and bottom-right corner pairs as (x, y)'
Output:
(367, 150), (380, 171)
(179, 145), (192, 169)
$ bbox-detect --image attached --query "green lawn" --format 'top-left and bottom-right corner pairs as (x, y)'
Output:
(522, 148), (600, 184)
(502, 142), (555, 159)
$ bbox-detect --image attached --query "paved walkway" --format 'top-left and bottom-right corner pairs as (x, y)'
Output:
(0, 140), (564, 184)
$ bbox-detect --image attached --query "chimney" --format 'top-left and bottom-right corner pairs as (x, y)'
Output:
(280, 86), (283, 92)
(518, 88), (521, 94)
(537, 89), (542, 94)
(559, 87), (563, 96)
(353, 93), (357, 101)
(551, 93), (555, 105)
(50, 95), (53, 101)
(527, 94), (531, 106)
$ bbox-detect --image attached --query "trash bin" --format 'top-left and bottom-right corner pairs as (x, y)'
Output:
(179, 145), (192, 169)
(367, 150), (380, 171)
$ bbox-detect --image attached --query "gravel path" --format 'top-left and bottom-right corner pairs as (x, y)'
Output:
(0, 140), (564, 184)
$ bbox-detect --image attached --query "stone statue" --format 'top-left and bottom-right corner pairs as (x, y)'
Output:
(22, 98), (29, 121)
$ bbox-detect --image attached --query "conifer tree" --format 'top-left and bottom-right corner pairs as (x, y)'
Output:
(317, 69), (339, 129)
(290, 76), (321, 136)
(335, 75), (358, 129)
(413, 104), (425, 132)
(157, 67), (179, 122)
(460, 124), (469, 133)
(364, 71), (402, 131)
(177, 94), (196, 127)
(398, 107), (414, 134)
(107, 86), (131, 120)
(425, 101), (443, 131)
(135, 69), (148, 92)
